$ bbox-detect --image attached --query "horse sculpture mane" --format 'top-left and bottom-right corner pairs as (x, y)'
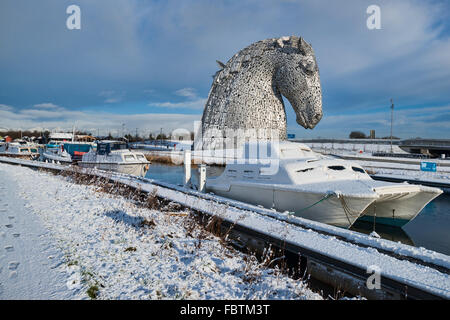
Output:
(198, 36), (323, 150)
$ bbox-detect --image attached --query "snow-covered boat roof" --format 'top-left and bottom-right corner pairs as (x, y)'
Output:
(49, 132), (73, 140)
(241, 140), (316, 161)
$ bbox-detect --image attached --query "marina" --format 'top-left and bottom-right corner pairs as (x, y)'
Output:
(1, 0), (450, 304)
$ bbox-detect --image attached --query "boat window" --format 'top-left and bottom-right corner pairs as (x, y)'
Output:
(328, 165), (346, 171)
(20, 148), (28, 153)
(297, 167), (315, 173)
(352, 167), (365, 173)
(227, 169), (237, 173)
(30, 149), (37, 153)
(112, 143), (128, 151)
(243, 170), (254, 173)
(136, 154), (146, 161)
(124, 155), (136, 162)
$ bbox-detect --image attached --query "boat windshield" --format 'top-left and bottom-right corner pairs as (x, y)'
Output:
(136, 154), (146, 161)
(124, 155), (136, 162)
(111, 143), (128, 151)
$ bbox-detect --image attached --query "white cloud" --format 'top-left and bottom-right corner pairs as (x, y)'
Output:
(149, 87), (207, 109)
(99, 90), (124, 104)
(33, 103), (60, 109)
(0, 104), (201, 134)
(175, 88), (197, 99)
(0, 104), (13, 111)
(150, 98), (207, 110)
(290, 105), (450, 139)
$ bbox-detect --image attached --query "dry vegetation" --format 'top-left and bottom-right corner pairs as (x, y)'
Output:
(37, 166), (320, 297)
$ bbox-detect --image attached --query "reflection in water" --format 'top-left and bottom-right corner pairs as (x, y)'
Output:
(350, 221), (415, 246)
(146, 163), (450, 255)
(146, 163), (196, 186)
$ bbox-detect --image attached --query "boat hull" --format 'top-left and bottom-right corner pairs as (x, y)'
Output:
(0, 153), (39, 160)
(79, 162), (149, 177)
(358, 187), (442, 227)
(42, 152), (72, 164)
(207, 183), (375, 228)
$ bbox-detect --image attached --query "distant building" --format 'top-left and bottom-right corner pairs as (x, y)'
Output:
(49, 132), (73, 141)
(76, 135), (96, 142)
(370, 130), (376, 139)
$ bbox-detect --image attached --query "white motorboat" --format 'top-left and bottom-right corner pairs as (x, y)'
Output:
(205, 141), (443, 228)
(42, 145), (72, 164)
(0, 142), (40, 160)
(79, 141), (150, 177)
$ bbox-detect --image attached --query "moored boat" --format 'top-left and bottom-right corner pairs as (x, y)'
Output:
(0, 142), (40, 160)
(42, 145), (72, 164)
(205, 141), (443, 228)
(79, 140), (150, 177)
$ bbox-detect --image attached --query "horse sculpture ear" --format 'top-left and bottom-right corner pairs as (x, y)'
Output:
(216, 60), (226, 69)
(298, 37), (312, 55)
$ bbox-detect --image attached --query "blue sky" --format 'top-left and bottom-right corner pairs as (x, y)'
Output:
(0, 0), (449, 138)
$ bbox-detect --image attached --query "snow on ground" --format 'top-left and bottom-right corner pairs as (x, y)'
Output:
(306, 142), (408, 154)
(0, 168), (77, 299)
(0, 163), (322, 300)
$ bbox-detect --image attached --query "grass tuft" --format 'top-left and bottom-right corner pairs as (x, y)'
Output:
(87, 285), (99, 300)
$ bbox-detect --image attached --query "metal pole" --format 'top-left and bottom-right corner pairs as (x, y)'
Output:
(184, 150), (191, 187)
(198, 164), (206, 192)
(390, 99), (394, 154)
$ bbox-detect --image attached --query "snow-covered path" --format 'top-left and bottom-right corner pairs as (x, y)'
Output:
(0, 163), (322, 300)
(0, 166), (77, 299)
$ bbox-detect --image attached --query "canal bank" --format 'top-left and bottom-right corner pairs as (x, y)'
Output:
(1, 157), (448, 299)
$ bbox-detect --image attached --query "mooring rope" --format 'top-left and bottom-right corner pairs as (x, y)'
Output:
(339, 195), (364, 226)
(288, 193), (334, 216)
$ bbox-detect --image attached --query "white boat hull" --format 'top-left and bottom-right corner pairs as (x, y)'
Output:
(0, 153), (39, 160)
(79, 162), (149, 177)
(359, 186), (442, 227)
(207, 183), (376, 228)
(42, 152), (72, 164)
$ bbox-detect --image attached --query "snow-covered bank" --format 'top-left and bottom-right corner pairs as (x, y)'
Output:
(0, 163), (321, 300)
(305, 142), (407, 155)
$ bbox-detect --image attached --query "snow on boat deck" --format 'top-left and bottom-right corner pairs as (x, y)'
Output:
(0, 157), (450, 299)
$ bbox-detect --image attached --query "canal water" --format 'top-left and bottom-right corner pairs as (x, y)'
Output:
(146, 163), (450, 255)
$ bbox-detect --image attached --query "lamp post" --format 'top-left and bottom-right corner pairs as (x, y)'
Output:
(390, 99), (394, 153)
